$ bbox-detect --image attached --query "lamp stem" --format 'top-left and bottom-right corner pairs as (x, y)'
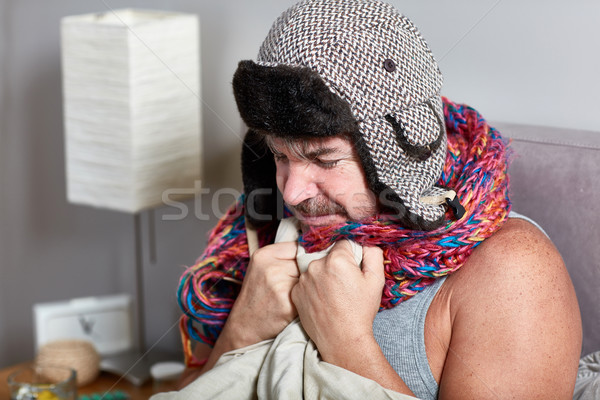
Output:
(148, 209), (157, 264)
(134, 212), (146, 352)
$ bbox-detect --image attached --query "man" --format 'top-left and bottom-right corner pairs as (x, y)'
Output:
(177, 0), (582, 398)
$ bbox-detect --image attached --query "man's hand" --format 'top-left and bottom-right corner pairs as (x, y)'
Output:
(187, 240), (413, 395)
(291, 241), (385, 362)
(290, 241), (413, 394)
(220, 241), (300, 349)
(180, 241), (300, 383)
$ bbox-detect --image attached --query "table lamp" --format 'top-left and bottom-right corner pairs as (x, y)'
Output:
(61, 8), (201, 383)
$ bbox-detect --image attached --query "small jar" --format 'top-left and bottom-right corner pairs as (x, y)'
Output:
(37, 339), (100, 386)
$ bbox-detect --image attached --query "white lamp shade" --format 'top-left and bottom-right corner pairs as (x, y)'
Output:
(61, 9), (201, 213)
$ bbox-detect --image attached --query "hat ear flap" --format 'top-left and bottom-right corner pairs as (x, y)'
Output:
(241, 129), (282, 225)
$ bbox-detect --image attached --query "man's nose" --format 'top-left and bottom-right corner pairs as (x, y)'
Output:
(279, 163), (320, 206)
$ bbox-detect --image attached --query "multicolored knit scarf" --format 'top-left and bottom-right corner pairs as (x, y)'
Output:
(177, 98), (511, 366)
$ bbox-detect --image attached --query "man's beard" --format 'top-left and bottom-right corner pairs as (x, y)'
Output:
(288, 196), (346, 218)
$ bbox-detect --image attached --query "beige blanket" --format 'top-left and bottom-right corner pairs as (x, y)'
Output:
(150, 318), (416, 400)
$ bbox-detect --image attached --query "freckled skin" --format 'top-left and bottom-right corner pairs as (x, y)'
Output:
(426, 218), (582, 399)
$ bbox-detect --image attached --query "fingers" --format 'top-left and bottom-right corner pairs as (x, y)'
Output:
(331, 239), (353, 252)
(271, 241), (299, 259)
(361, 246), (385, 282)
(328, 240), (380, 273)
(246, 241), (300, 281)
(329, 240), (360, 265)
(251, 241), (298, 264)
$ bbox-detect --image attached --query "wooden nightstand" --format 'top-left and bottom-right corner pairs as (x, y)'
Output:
(0, 362), (179, 399)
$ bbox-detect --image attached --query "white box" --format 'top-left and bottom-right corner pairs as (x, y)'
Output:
(34, 294), (135, 356)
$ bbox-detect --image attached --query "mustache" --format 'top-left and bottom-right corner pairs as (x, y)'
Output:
(290, 197), (346, 217)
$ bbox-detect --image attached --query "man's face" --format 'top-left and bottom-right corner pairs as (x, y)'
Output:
(270, 136), (378, 229)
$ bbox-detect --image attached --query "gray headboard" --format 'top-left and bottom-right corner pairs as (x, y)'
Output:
(495, 122), (600, 357)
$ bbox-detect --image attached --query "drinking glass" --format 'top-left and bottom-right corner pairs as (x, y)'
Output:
(7, 364), (77, 400)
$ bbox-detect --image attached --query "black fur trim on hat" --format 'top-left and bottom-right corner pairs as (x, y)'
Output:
(241, 129), (281, 225)
(233, 60), (358, 138)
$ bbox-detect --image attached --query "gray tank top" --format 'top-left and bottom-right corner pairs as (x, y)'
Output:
(372, 211), (544, 399)
(373, 277), (445, 399)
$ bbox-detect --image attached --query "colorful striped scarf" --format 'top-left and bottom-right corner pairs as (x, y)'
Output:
(177, 98), (511, 366)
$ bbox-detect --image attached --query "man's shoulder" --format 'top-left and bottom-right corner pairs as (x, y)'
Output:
(442, 216), (579, 328)
(446, 217), (565, 303)
(436, 217), (582, 398)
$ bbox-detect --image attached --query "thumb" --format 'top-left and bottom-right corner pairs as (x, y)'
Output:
(361, 246), (385, 284)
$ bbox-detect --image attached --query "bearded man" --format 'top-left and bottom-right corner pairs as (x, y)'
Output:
(171, 1), (582, 398)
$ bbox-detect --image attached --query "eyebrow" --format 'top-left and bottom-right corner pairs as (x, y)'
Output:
(270, 141), (344, 161)
(303, 147), (338, 159)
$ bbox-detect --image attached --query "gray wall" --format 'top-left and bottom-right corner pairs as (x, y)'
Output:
(1, 0), (598, 367)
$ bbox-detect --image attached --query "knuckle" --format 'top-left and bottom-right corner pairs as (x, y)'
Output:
(251, 246), (269, 263)
(264, 272), (284, 288)
(305, 258), (321, 272)
(327, 248), (352, 266)
(297, 272), (307, 285)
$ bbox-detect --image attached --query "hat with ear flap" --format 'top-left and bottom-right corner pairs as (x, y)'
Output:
(233, 0), (464, 230)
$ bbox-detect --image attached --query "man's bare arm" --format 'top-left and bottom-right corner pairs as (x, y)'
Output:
(438, 219), (582, 399)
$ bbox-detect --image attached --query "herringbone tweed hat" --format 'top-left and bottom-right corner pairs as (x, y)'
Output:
(234, 0), (462, 230)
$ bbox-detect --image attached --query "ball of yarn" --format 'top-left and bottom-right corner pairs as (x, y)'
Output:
(37, 339), (101, 386)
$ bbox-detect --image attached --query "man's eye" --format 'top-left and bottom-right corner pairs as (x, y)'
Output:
(316, 159), (339, 169)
